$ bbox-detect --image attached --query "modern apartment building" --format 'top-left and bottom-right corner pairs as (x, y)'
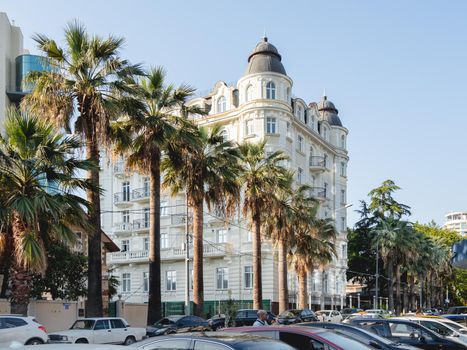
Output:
(444, 211), (467, 237)
(101, 37), (349, 314)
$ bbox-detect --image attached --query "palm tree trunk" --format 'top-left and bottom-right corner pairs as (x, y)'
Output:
(85, 132), (103, 317)
(409, 275), (415, 311)
(402, 273), (408, 313)
(278, 239), (288, 312)
(0, 227), (13, 298)
(395, 264), (401, 315)
(252, 209), (262, 310)
(298, 268), (308, 309)
(147, 150), (162, 324)
(387, 259), (394, 312)
(192, 199), (204, 316)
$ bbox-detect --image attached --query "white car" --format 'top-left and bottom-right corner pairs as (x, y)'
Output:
(1, 345), (126, 350)
(315, 310), (343, 323)
(47, 318), (146, 345)
(365, 309), (391, 317)
(393, 316), (467, 344)
(0, 315), (48, 345)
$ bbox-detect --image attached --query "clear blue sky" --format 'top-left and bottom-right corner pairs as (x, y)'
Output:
(2, 0), (467, 226)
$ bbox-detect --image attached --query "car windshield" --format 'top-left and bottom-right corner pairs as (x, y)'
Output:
(154, 318), (177, 327)
(318, 331), (374, 350)
(279, 310), (300, 318)
(316, 311), (330, 316)
(71, 320), (95, 330)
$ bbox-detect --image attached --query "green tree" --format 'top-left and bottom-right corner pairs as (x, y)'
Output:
(414, 221), (462, 248)
(162, 125), (240, 316)
(238, 141), (288, 309)
(112, 67), (199, 324)
(24, 22), (143, 316)
(368, 180), (411, 220)
(0, 111), (92, 314)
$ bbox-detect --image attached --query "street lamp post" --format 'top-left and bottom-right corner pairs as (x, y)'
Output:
(375, 244), (379, 309)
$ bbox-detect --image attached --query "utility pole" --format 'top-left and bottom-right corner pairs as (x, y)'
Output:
(185, 189), (190, 315)
(375, 244), (379, 309)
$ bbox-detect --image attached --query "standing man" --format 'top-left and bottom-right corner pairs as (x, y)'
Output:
(253, 310), (269, 326)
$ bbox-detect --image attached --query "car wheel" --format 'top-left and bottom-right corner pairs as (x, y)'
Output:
(25, 338), (44, 345)
(75, 339), (88, 344)
(124, 336), (136, 345)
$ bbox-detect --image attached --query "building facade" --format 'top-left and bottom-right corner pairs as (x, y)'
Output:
(101, 37), (349, 314)
(444, 211), (467, 237)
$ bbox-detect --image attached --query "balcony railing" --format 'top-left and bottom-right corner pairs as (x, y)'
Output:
(132, 187), (150, 201)
(133, 218), (150, 230)
(114, 222), (132, 232)
(309, 156), (326, 168)
(108, 250), (149, 263)
(310, 187), (327, 200)
(114, 192), (131, 204)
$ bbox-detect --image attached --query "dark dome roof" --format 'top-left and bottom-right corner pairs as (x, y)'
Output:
(245, 37), (286, 75)
(318, 96), (343, 127)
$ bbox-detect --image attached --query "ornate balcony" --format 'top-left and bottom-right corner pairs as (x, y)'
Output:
(114, 192), (132, 207)
(133, 218), (150, 232)
(132, 187), (149, 203)
(310, 187), (327, 201)
(108, 250), (149, 264)
(308, 156), (327, 172)
(113, 161), (130, 178)
(114, 222), (133, 234)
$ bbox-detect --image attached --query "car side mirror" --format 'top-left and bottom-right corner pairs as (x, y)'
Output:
(419, 336), (426, 343)
(368, 340), (382, 349)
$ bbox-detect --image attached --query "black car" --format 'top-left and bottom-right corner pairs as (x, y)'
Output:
(349, 318), (467, 350)
(132, 332), (298, 350)
(301, 322), (419, 350)
(276, 309), (318, 325)
(208, 314), (231, 331)
(146, 315), (210, 337)
(234, 309), (276, 326)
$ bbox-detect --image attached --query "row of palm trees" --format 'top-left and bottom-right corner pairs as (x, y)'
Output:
(0, 22), (338, 321)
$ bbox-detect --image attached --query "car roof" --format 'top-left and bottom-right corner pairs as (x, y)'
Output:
(74, 317), (123, 321)
(228, 325), (329, 335)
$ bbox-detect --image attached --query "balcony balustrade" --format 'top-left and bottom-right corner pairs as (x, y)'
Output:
(132, 187), (150, 202)
(308, 156), (327, 172)
(114, 192), (132, 207)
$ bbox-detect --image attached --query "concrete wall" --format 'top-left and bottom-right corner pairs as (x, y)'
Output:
(119, 301), (148, 328)
(27, 300), (81, 332)
(0, 299), (10, 314)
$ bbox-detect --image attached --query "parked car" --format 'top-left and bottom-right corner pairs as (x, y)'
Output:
(341, 308), (364, 319)
(446, 306), (467, 315)
(392, 316), (467, 344)
(0, 315), (48, 346)
(315, 310), (343, 323)
(442, 314), (467, 326)
(419, 308), (442, 316)
(131, 332), (298, 350)
(234, 309), (276, 326)
(1, 345), (126, 350)
(349, 318), (467, 349)
(275, 309), (318, 325)
(342, 312), (384, 324)
(225, 325), (373, 350)
(47, 317), (146, 345)
(302, 322), (421, 350)
(207, 314), (229, 331)
(365, 309), (392, 317)
(146, 315), (210, 337)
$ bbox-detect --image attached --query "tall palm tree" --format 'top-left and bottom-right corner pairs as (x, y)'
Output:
(162, 125), (240, 316)
(0, 110), (92, 315)
(24, 22), (143, 316)
(112, 67), (200, 324)
(238, 141), (288, 309)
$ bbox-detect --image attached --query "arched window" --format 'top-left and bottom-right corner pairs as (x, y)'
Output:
(245, 85), (253, 103)
(217, 96), (226, 113)
(340, 134), (346, 148)
(266, 81), (276, 99)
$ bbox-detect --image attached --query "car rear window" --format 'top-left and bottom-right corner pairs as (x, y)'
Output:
(318, 331), (373, 350)
(3, 317), (27, 328)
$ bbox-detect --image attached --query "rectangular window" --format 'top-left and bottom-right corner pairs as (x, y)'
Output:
(122, 273), (131, 292)
(143, 177), (150, 196)
(161, 232), (169, 249)
(265, 117), (277, 134)
(121, 239), (129, 252)
(341, 217), (346, 231)
(324, 182), (328, 198)
(216, 229), (227, 243)
(297, 135), (303, 152)
(122, 210), (130, 223)
(340, 162), (346, 176)
(122, 181), (130, 201)
(216, 267), (229, 290)
(342, 244), (347, 259)
(245, 119), (254, 136)
(244, 266), (253, 289)
(341, 189), (346, 204)
(143, 237), (149, 252)
(297, 168), (303, 184)
(143, 207), (150, 228)
(166, 270), (177, 291)
(143, 272), (149, 292)
(286, 122), (291, 138)
(161, 201), (168, 216)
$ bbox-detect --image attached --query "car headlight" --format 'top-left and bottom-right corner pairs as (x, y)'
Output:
(60, 336), (68, 341)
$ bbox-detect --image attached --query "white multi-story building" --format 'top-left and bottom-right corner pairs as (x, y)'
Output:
(101, 37), (349, 314)
(444, 212), (467, 237)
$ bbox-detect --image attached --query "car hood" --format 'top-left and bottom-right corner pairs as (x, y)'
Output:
(146, 325), (171, 334)
(49, 330), (92, 337)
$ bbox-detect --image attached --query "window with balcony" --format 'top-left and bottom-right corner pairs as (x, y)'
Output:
(122, 210), (130, 224)
(143, 237), (149, 251)
(161, 232), (169, 249)
(122, 273), (131, 292)
(245, 119), (254, 136)
(121, 239), (129, 252)
(143, 271), (149, 292)
(244, 266), (253, 289)
(216, 267), (229, 289)
(217, 96), (226, 113)
(216, 229), (227, 243)
(143, 177), (150, 196)
(265, 117), (277, 134)
(122, 181), (130, 201)
(161, 201), (168, 216)
(166, 271), (177, 291)
(297, 168), (303, 184)
(297, 135), (303, 152)
(143, 207), (150, 228)
(266, 81), (276, 99)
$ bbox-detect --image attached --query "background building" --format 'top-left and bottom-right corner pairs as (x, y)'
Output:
(444, 211), (467, 237)
(101, 37), (349, 315)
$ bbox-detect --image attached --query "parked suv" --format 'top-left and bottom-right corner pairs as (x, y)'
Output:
(146, 315), (210, 336)
(0, 315), (47, 345)
(235, 309), (276, 326)
(276, 309), (318, 325)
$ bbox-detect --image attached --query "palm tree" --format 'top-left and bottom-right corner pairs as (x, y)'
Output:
(162, 125), (240, 316)
(238, 141), (288, 309)
(112, 67), (201, 324)
(24, 22), (143, 316)
(289, 214), (337, 309)
(0, 110), (92, 314)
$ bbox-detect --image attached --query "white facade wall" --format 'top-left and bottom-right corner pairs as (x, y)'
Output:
(444, 211), (467, 237)
(101, 42), (349, 312)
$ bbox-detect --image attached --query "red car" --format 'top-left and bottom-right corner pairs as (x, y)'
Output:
(224, 325), (372, 350)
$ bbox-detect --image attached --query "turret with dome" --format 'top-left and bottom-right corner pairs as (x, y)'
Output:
(245, 36), (287, 76)
(318, 95), (343, 127)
